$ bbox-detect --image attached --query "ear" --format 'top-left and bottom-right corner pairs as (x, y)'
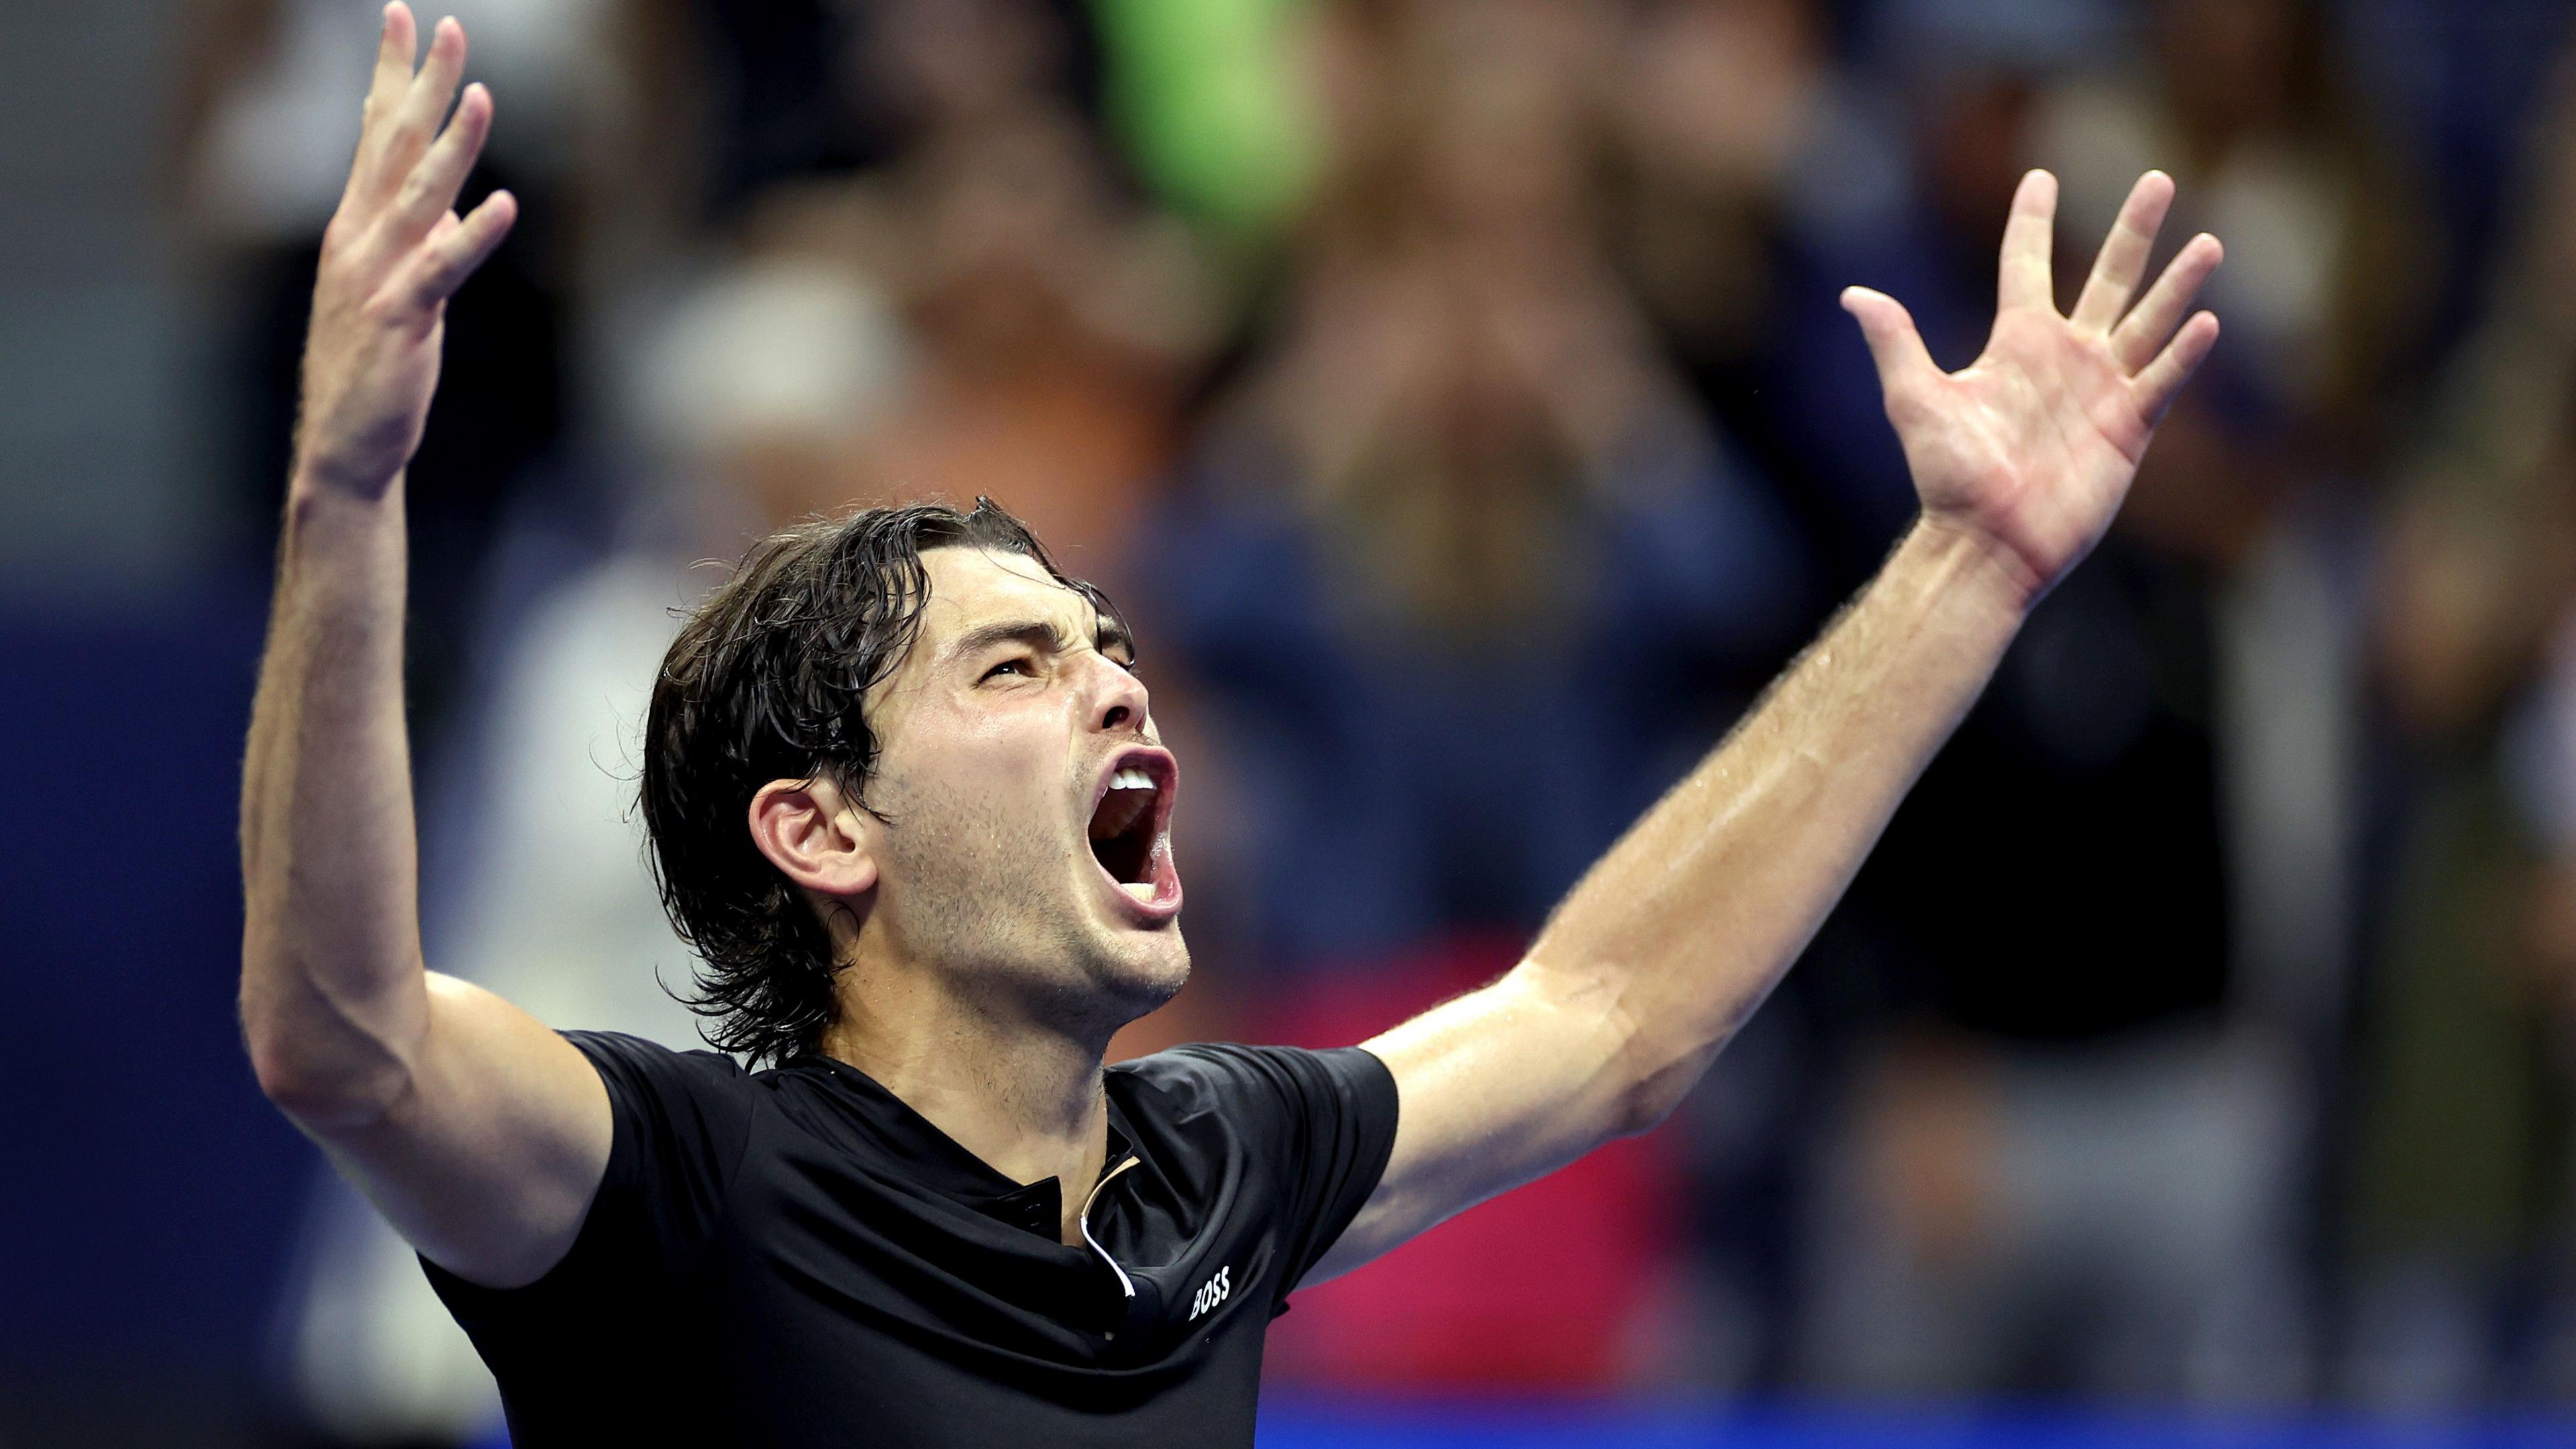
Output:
(747, 773), (881, 899)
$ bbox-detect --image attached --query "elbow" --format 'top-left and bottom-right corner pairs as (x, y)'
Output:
(1520, 955), (1715, 1141)
(1606, 1019), (1731, 1139)
(247, 1034), (335, 1120)
(240, 977), (411, 1130)
(1611, 1063), (1694, 1138)
(248, 1033), (408, 1130)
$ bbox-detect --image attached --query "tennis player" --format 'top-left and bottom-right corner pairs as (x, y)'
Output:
(239, 8), (2222, 1444)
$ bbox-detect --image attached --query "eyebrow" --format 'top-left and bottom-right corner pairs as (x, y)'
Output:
(943, 614), (1136, 668)
(1095, 612), (1136, 661)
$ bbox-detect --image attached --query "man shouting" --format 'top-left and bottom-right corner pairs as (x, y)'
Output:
(239, 7), (2222, 1444)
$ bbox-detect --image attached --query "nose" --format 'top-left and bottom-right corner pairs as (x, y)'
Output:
(1085, 650), (1151, 736)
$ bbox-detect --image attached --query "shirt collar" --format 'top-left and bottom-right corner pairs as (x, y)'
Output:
(784, 1052), (1139, 1240)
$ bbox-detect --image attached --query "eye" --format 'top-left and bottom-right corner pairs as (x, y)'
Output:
(980, 657), (1032, 683)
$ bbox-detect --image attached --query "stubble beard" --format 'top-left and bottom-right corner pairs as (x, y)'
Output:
(877, 782), (1189, 1043)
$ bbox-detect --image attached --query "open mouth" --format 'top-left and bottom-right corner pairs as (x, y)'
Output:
(1086, 749), (1177, 910)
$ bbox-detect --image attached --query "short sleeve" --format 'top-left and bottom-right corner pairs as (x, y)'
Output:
(423, 1030), (755, 1330)
(1145, 1042), (1400, 1311)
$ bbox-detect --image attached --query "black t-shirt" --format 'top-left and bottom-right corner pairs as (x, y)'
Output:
(424, 1032), (1401, 1447)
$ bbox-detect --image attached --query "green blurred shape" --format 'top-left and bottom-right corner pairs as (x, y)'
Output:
(1090, 0), (1319, 241)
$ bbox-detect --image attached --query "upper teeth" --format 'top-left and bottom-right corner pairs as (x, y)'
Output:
(1110, 766), (1154, 792)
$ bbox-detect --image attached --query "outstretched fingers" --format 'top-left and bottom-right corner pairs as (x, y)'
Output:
(356, 13), (467, 212)
(2071, 172), (2175, 332)
(2130, 311), (2220, 425)
(2110, 232), (2224, 374)
(1997, 170), (2059, 315)
(400, 190), (517, 309)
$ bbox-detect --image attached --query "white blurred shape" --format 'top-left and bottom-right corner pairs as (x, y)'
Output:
(633, 259), (916, 468)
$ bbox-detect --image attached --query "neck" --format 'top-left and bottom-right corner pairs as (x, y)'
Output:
(816, 946), (1116, 1236)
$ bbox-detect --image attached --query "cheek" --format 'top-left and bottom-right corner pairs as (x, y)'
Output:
(877, 724), (1071, 857)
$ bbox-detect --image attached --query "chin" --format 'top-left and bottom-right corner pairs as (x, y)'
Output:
(1091, 928), (1191, 1017)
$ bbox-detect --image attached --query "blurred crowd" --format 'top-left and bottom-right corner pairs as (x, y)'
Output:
(162, 0), (2576, 1440)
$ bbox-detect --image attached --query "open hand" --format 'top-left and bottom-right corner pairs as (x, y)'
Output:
(292, 4), (515, 498)
(1843, 170), (2221, 604)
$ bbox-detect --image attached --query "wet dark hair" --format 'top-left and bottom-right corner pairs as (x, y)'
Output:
(640, 498), (1121, 1066)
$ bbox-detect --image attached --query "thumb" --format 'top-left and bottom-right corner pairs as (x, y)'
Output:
(1842, 286), (1939, 406)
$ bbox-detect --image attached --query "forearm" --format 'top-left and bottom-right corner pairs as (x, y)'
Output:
(239, 473), (429, 1122)
(1523, 517), (2031, 1123)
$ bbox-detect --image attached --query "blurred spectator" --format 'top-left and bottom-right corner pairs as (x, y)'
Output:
(610, 0), (875, 233)
(2052, 3), (2435, 1285)
(2345, 40), (2576, 1405)
(612, 0), (1106, 230)
(1603, 0), (1833, 400)
(1150, 0), (1809, 963)
(722, 0), (1222, 596)
(1778, 0), (2431, 1401)
(852, 109), (1218, 594)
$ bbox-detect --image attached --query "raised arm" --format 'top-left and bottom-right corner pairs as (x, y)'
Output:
(1319, 170), (2224, 1276)
(238, 4), (608, 1289)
